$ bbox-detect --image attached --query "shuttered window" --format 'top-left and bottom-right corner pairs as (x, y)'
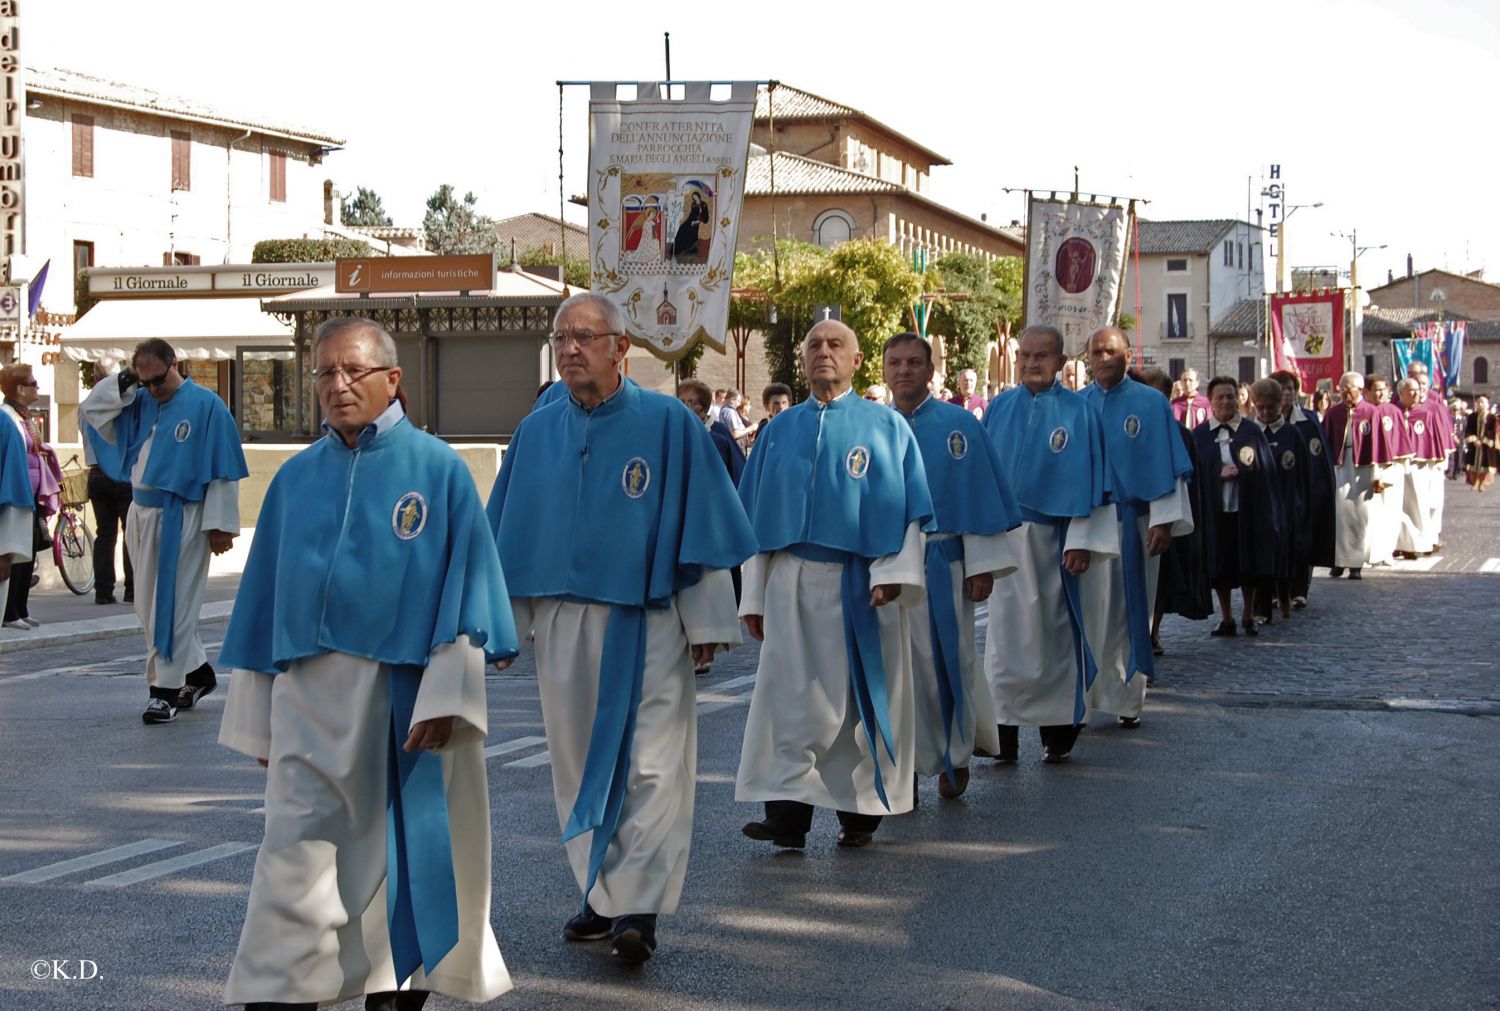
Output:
(72, 115), (94, 177)
(269, 150), (287, 202)
(170, 131), (191, 191)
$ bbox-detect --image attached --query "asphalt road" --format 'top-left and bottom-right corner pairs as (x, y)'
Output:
(1, 489), (1497, 1010)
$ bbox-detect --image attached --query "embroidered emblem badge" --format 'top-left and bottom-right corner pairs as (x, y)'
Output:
(947, 431), (968, 460)
(174, 420), (191, 443)
(1048, 427), (1069, 453)
(1238, 445), (1256, 468)
(1309, 438), (1323, 456)
(1281, 450), (1296, 471)
(392, 491), (427, 540)
(846, 445), (871, 479)
(622, 457), (651, 499)
(1359, 420), (1371, 437)
(1413, 419), (1427, 435)
(1381, 415), (1394, 433)
(1124, 415), (1142, 439)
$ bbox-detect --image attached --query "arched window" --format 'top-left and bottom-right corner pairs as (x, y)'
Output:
(813, 209), (855, 249)
(1476, 356), (1490, 385)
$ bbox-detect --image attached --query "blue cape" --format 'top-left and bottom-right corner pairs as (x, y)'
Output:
(0, 414), (31, 510)
(738, 391), (935, 557)
(899, 395), (1020, 536)
(1264, 421), (1313, 576)
(1082, 376), (1194, 504)
(85, 378), (247, 498)
(490, 378), (759, 606)
(1191, 419), (1283, 581)
(1291, 410), (1336, 568)
(982, 380), (1107, 521)
(220, 415), (518, 671)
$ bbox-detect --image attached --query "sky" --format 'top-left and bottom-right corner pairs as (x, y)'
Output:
(31, 0), (1500, 298)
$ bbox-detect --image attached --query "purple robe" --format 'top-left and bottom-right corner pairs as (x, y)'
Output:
(1172, 395), (1211, 429)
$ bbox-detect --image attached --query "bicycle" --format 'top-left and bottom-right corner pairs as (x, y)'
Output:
(52, 456), (95, 596)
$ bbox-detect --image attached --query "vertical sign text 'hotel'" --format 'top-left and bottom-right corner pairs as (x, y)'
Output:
(0, 1), (20, 268)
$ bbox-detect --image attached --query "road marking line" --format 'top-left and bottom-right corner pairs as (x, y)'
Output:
(709, 675), (757, 692)
(1393, 555), (1443, 572)
(1480, 558), (1500, 574)
(698, 691), (755, 716)
(84, 842), (258, 888)
(505, 751), (554, 769)
(484, 735), (548, 759)
(0, 839), (182, 884)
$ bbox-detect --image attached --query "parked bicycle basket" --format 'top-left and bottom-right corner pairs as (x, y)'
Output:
(60, 466), (90, 508)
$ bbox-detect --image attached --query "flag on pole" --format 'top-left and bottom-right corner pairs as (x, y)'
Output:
(1410, 319), (1465, 395)
(1270, 289), (1345, 387)
(1022, 196), (1131, 346)
(27, 259), (49, 319)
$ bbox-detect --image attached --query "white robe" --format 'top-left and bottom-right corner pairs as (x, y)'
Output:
(1333, 451), (1377, 570)
(736, 522), (926, 815)
(911, 532), (1014, 777)
(986, 506), (1120, 727)
(0, 502), (32, 619)
(1397, 460), (1438, 555)
(517, 567), (739, 918)
(1082, 480), (1193, 719)
(1366, 459), (1405, 566)
(218, 637), (510, 1006)
(82, 381), (239, 688)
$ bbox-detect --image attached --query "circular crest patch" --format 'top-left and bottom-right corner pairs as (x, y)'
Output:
(1381, 415), (1394, 433)
(1359, 420), (1371, 437)
(1237, 445), (1256, 468)
(1309, 438), (1323, 456)
(174, 420), (191, 443)
(1413, 419), (1426, 435)
(392, 491), (427, 541)
(1281, 449), (1296, 471)
(845, 445), (871, 479)
(1124, 415), (1142, 439)
(1048, 426), (1070, 453)
(622, 457), (651, 499)
(947, 430), (968, 460)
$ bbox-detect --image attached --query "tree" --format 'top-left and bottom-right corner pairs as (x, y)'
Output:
(930, 251), (1003, 378)
(513, 244), (590, 288)
(423, 185), (499, 255)
(341, 186), (393, 227)
(252, 238), (372, 263)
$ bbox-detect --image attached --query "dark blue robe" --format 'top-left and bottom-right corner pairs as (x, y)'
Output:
(1191, 419), (1282, 586)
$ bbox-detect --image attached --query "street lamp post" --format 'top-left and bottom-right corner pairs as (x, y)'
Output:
(1263, 186), (1323, 293)
(1337, 229), (1388, 373)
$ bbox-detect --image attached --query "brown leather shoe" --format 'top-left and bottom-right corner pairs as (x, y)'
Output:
(937, 766), (970, 798)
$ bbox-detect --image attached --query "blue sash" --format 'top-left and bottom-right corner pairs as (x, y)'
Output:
(385, 665), (459, 984)
(1052, 518), (1097, 726)
(789, 543), (896, 809)
(561, 604), (647, 911)
(924, 537), (967, 781)
(1116, 501), (1154, 682)
(132, 487), (186, 662)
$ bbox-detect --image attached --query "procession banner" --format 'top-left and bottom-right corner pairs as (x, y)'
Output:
(1391, 338), (1434, 385)
(1409, 319), (1466, 394)
(1022, 197), (1131, 346)
(1269, 289), (1345, 387)
(587, 81), (756, 360)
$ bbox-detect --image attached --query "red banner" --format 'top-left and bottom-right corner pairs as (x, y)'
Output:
(1270, 289), (1345, 387)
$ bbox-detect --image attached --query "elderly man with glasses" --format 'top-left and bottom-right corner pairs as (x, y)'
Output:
(81, 337), (246, 724)
(488, 291), (757, 964)
(216, 317), (518, 1011)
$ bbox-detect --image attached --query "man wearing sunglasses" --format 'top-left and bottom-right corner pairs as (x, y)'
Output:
(488, 291), (757, 964)
(82, 338), (247, 725)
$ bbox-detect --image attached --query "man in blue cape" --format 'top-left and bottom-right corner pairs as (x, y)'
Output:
(1272, 370), (1335, 606)
(81, 337), (246, 724)
(982, 325), (1118, 764)
(218, 319), (517, 1010)
(489, 292), (757, 964)
(883, 332), (1019, 800)
(1192, 375), (1282, 635)
(1079, 328), (1194, 729)
(1250, 377), (1313, 625)
(0, 408), (32, 623)
(736, 319), (934, 849)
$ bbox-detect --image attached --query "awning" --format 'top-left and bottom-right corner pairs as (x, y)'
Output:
(61, 296), (293, 362)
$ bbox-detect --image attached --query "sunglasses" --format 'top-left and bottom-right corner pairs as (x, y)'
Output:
(139, 372), (172, 388)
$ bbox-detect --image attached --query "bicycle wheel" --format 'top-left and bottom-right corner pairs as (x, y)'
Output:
(54, 510), (96, 596)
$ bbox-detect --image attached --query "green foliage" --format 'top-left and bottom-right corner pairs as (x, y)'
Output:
(512, 244), (590, 288)
(252, 238), (372, 263)
(1117, 311), (1138, 332)
(75, 268), (97, 318)
(423, 185), (500, 255)
(929, 252), (1000, 378)
(341, 186), (393, 227)
(990, 256), (1024, 334)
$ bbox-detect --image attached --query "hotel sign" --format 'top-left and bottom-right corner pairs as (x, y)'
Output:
(0, 0), (23, 271)
(335, 254), (494, 294)
(88, 263), (335, 297)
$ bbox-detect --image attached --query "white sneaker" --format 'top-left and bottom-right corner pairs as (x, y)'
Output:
(21, 617), (39, 628)
(3, 619), (31, 631)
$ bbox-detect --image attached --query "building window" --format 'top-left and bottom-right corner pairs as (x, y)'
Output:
(1223, 240), (1233, 266)
(1166, 258), (1188, 272)
(813, 208), (855, 249)
(1476, 356), (1490, 385)
(1169, 357), (1186, 380)
(163, 251), (200, 266)
(72, 114), (94, 178)
(1165, 292), (1189, 339)
(73, 240), (94, 277)
(269, 151), (287, 203)
(1237, 242), (1244, 269)
(1238, 356), (1255, 383)
(171, 130), (191, 192)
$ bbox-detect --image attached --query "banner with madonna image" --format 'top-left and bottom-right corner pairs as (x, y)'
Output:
(587, 81), (756, 361)
(1270, 289), (1345, 387)
(1022, 197), (1132, 347)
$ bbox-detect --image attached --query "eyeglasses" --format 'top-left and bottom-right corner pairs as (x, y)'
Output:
(139, 372), (172, 389)
(311, 365), (392, 387)
(548, 330), (619, 351)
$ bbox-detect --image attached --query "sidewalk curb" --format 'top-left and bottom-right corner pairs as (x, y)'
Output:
(0, 601), (235, 656)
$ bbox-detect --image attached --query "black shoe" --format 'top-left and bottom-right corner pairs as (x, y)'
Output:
(611, 914), (657, 963)
(1117, 715), (1142, 729)
(1210, 620), (1237, 637)
(1042, 747), (1072, 764)
(365, 990), (430, 1011)
(563, 904), (612, 942)
(996, 724), (1019, 763)
(178, 663), (218, 709)
(741, 820), (806, 849)
(95, 592), (117, 605)
(1242, 620), (1259, 638)
(1151, 635), (1164, 657)
(1348, 569), (1362, 580)
(836, 829), (874, 848)
(142, 697), (177, 724)
(123, 589), (134, 603)
(1330, 567), (1345, 578)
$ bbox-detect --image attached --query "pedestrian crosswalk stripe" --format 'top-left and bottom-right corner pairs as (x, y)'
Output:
(83, 842), (258, 889)
(711, 675), (757, 692)
(483, 735), (548, 759)
(0, 839), (182, 885)
(1480, 558), (1500, 574)
(505, 751), (554, 769)
(697, 691), (755, 716)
